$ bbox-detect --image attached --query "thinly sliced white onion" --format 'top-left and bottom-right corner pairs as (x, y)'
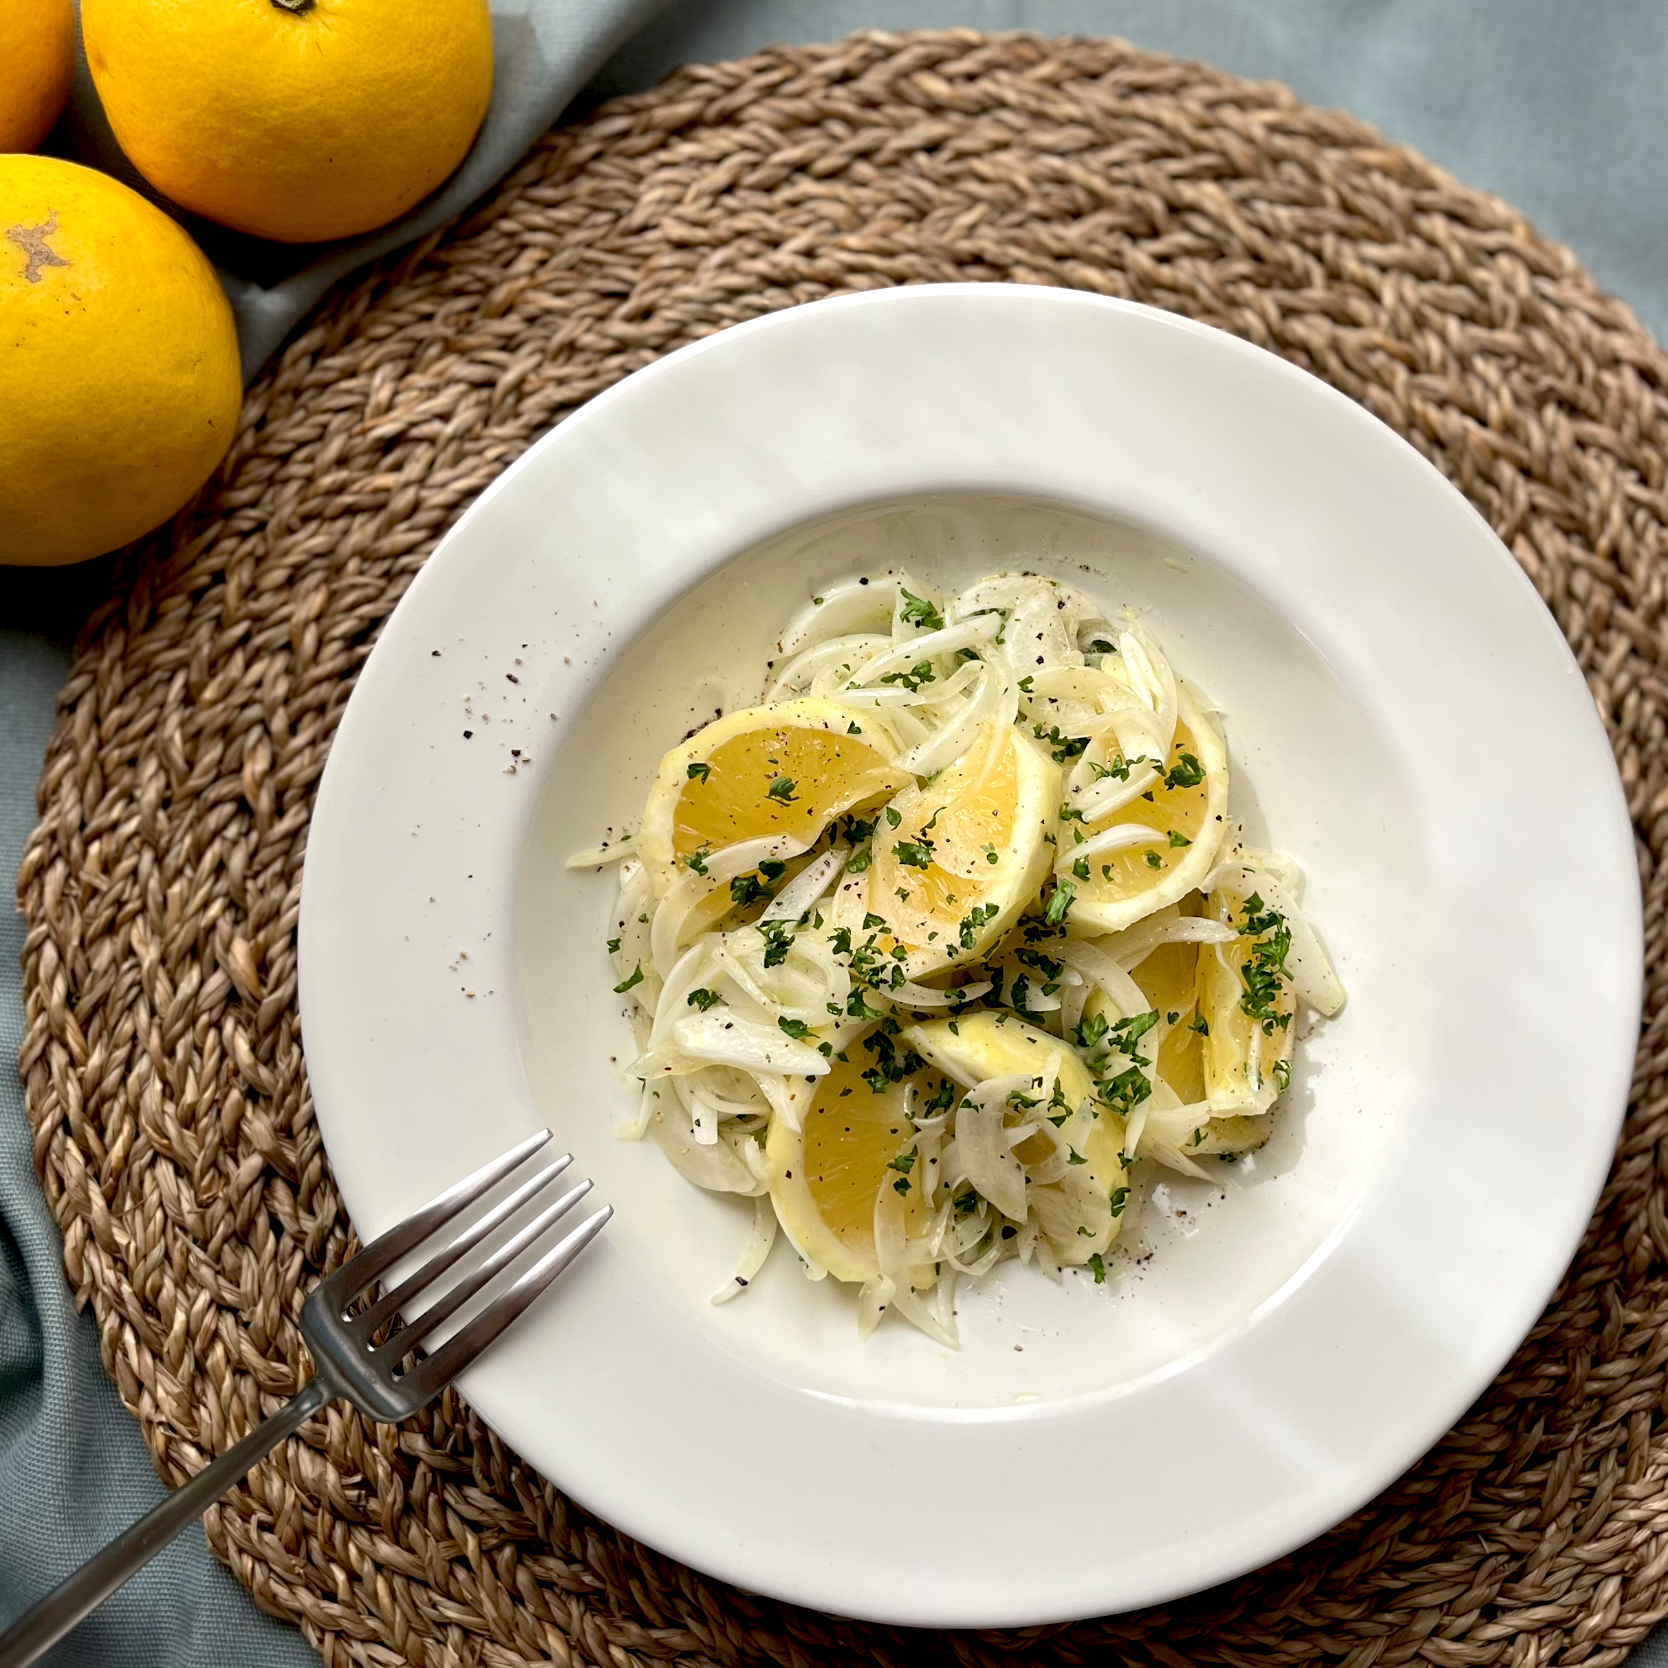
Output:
(846, 614), (1001, 689)
(956, 1083), (1028, 1220)
(1098, 911), (1237, 970)
(764, 633), (891, 700)
(649, 1094), (761, 1194)
(892, 979), (992, 1008)
(899, 661), (1001, 776)
(711, 1194), (779, 1304)
(1068, 761), (1162, 824)
(759, 847), (847, 921)
(668, 1012), (829, 1076)
(567, 831), (637, 869)
(649, 942), (717, 1045)
(1065, 820), (1168, 865)
(777, 578), (896, 656)
(1053, 940), (1151, 1021)
(1117, 611), (1178, 760)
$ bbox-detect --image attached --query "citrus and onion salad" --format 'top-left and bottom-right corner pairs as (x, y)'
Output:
(573, 572), (1344, 1346)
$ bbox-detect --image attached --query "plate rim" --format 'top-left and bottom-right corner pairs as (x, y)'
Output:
(299, 283), (1642, 1626)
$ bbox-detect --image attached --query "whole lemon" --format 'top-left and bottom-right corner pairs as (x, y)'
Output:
(0, 156), (241, 566)
(83, 0), (494, 244)
(0, 0), (76, 153)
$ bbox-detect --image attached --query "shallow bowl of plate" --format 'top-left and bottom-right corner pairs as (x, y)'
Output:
(299, 284), (1641, 1626)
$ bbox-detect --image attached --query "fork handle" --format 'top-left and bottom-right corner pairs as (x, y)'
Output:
(0, 1376), (334, 1668)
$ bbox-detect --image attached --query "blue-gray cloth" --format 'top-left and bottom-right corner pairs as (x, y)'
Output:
(5, 3), (1668, 1663)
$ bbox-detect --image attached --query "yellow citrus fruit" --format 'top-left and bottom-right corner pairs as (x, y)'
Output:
(638, 699), (911, 896)
(838, 724), (1059, 980)
(1055, 687), (1230, 934)
(0, 156), (241, 566)
(766, 1038), (945, 1285)
(0, 0), (75, 154)
(906, 1011), (1129, 1262)
(82, 0), (493, 244)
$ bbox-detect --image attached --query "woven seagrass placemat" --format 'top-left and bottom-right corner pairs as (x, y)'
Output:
(18, 28), (1668, 1667)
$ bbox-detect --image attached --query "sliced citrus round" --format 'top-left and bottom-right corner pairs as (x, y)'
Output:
(832, 724), (1059, 980)
(765, 1033), (945, 1284)
(905, 1011), (1129, 1262)
(1199, 873), (1296, 1116)
(637, 698), (911, 896)
(1055, 684), (1229, 934)
(1081, 938), (1271, 1161)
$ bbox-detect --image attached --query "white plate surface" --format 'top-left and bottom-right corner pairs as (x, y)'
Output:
(299, 286), (1641, 1627)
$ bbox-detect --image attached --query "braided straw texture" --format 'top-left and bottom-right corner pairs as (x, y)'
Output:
(17, 28), (1668, 1668)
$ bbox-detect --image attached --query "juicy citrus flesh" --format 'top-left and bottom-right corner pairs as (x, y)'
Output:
(866, 726), (1058, 975)
(0, 156), (242, 565)
(1201, 892), (1296, 1115)
(674, 721), (903, 860)
(767, 1039), (945, 1283)
(1062, 715), (1219, 904)
(906, 1011), (1126, 1262)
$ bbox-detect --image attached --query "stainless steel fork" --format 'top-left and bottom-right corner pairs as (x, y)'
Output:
(0, 1130), (607, 1668)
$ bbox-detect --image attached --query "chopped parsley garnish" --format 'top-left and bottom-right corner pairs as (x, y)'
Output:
(612, 964), (644, 994)
(1164, 751), (1205, 790)
(1075, 1012), (1110, 1050)
(880, 660), (936, 692)
(887, 1149), (917, 1175)
(1237, 892), (1294, 1035)
(899, 587), (945, 631)
(1272, 1058), (1292, 1092)
(1097, 1062), (1153, 1118)
(863, 912), (888, 931)
(847, 721), (863, 734)
(1032, 724), (1088, 763)
(1044, 881), (1075, 928)
(847, 845), (873, 873)
(1087, 1252), (1106, 1283)
(1018, 675), (1035, 694)
(957, 902), (1000, 948)
(1072, 856), (1090, 881)
(1189, 1015), (1210, 1036)
(766, 776), (797, 804)
(606, 936), (621, 954)
(846, 989), (884, 1020)
(1109, 1187), (1129, 1218)
(687, 987), (722, 1010)
(778, 1016), (813, 1040)
(985, 844), (999, 864)
(686, 761), (711, 783)
(729, 872), (771, 907)
(1145, 850), (1163, 869)
(687, 848), (710, 875)
(1107, 1010), (1159, 1058)
(759, 918), (795, 967)
(895, 839), (935, 870)
(1168, 830), (1191, 847)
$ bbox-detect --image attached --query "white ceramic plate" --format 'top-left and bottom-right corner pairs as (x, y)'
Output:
(299, 286), (1640, 1627)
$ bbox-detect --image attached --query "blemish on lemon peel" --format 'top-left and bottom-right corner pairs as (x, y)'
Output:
(5, 213), (68, 285)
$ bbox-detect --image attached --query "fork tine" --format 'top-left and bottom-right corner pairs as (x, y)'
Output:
(355, 1152), (574, 1336)
(384, 1179), (594, 1360)
(404, 1206), (612, 1403)
(328, 1129), (552, 1303)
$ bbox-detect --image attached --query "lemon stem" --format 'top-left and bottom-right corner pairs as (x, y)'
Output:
(269, 0), (315, 12)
